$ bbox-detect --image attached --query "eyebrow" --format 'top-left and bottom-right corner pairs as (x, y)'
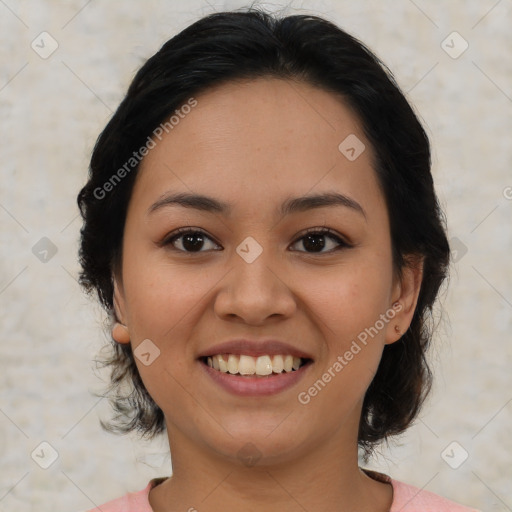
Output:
(147, 191), (366, 221)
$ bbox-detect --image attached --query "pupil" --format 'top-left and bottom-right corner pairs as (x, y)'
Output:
(183, 232), (204, 251)
(303, 234), (325, 252)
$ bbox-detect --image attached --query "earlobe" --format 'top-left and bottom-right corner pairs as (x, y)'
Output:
(385, 255), (424, 345)
(112, 321), (130, 344)
(112, 276), (130, 344)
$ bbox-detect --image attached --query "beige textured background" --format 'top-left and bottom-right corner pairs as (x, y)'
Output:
(0, 1), (511, 511)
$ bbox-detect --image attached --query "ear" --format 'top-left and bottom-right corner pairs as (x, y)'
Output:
(385, 254), (424, 345)
(112, 274), (130, 344)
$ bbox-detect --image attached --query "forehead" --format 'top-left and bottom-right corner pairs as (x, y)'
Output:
(132, 77), (385, 221)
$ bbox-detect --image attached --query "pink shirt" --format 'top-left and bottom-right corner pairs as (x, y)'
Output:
(84, 469), (481, 511)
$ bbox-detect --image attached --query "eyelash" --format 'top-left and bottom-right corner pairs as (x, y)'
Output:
(160, 226), (351, 254)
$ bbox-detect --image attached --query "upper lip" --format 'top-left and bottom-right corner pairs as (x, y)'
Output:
(197, 339), (314, 360)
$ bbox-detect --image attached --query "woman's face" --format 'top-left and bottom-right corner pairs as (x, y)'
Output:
(113, 78), (422, 466)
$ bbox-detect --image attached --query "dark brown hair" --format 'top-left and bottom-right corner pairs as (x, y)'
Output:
(77, 8), (451, 461)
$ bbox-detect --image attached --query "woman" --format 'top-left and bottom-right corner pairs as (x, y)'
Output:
(77, 9), (480, 512)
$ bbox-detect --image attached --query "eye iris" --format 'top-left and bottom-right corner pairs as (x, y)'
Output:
(182, 232), (204, 252)
(303, 233), (325, 252)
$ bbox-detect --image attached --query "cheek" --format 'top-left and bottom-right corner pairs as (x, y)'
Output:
(125, 266), (200, 413)
(122, 258), (215, 396)
(306, 258), (392, 337)
(300, 273), (388, 413)
(303, 256), (392, 398)
(123, 256), (210, 339)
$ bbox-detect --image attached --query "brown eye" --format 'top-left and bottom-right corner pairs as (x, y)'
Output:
(290, 228), (350, 254)
(162, 228), (221, 253)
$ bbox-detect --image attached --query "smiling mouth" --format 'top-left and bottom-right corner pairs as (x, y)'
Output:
(199, 354), (313, 377)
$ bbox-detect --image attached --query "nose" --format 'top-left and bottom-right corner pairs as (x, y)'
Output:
(213, 241), (297, 325)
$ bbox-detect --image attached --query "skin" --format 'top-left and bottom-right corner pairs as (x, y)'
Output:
(112, 77), (424, 512)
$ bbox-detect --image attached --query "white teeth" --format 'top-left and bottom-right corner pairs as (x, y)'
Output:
(238, 355), (256, 375)
(227, 354), (238, 374)
(206, 354), (307, 376)
(272, 355), (284, 373)
(255, 355), (273, 375)
(217, 355), (228, 373)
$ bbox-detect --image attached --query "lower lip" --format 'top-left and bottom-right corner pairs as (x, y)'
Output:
(199, 359), (313, 396)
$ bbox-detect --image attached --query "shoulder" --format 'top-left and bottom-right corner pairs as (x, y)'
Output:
(361, 469), (481, 512)
(389, 477), (482, 512)
(80, 478), (167, 512)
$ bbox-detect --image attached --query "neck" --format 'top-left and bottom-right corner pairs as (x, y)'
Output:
(148, 417), (393, 512)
